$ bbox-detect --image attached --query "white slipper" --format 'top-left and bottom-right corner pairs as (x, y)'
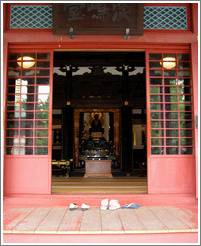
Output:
(81, 203), (90, 211)
(69, 203), (78, 211)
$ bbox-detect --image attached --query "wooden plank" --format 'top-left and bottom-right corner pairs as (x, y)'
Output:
(165, 207), (198, 229)
(13, 208), (51, 232)
(118, 209), (146, 232)
(35, 207), (67, 232)
(80, 208), (101, 232)
(148, 207), (190, 230)
(4, 208), (35, 231)
(101, 210), (124, 232)
(134, 207), (167, 231)
(58, 209), (83, 231)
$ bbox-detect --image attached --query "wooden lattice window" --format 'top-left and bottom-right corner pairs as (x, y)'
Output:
(5, 52), (51, 155)
(148, 52), (193, 155)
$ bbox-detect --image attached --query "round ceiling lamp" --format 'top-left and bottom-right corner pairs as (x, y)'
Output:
(17, 56), (35, 69)
(162, 57), (176, 69)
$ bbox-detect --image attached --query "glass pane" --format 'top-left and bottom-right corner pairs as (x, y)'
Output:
(150, 86), (163, 93)
(6, 129), (19, 137)
(6, 147), (18, 155)
(180, 121), (193, 128)
(21, 103), (34, 111)
(37, 61), (50, 68)
(150, 70), (162, 76)
(166, 121), (178, 128)
(181, 147), (193, 154)
(166, 138), (179, 146)
(35, 103), (49, 110)
(20, 121), (33, 128)
(6, 112), (19, 119)
(37, 69), (50, 76)
(20, 138), (33, 146)
(164, 70), (177, 77)
(22, 69), (35, 76)
(165, 104), (178, 111)
(36, 85), (50, 94)
(8, 53), (21, 60)
(7, 87), (16, 94)
(151, 121), (164, 128)
(8, 78), (17, 86)
(35, 112), (49, 119)
(151, 112), (163, 119)
(177, 54), (190, 61)
(165, 112), (178, 119)
(34, 147), (48, 155)
(37, 53), (50, 59)
(180, 138), (193, 146)
(8, 61), (20, 69)
(6, 138), (18, 146)
(21, 86), (35, 94)
(178, 62), (190, 69)
(178, 79), (191, 86)
(21, 95), (34, 102)
(165, 87), (177, 94)
(36, 78), (49, 84)
(21, 112), (34, 119)
(179, 87), (191, 94)
(149, 62), (162, 68)
(165, 95), (178, 102)
(164, 78), (177, 85)
(23, 52), (36, 59)
(6, 120), (19, 128)
(164, 53), (176, 58)
(151, 147), (164, 155)
(20, 129), (33, 137)
(150, 103), (163, 111)
(150, 78), (162, 85)
(35, 120), (48, 128)
(178, 70), (190, 77)
(166, 147), (179, 154)
(151, 130), (164, 137)
(179, 95), (191, 102)
(151, 138), (164, 146)
(180, 130), (192, 137)
(180, 112), (192, 119)
(166, 130), (178, 137)
(8, 69), (21, 76)
(6, 103), (20, 111)
(35, 138), (48, 146)
(21, 78), (35, 85)
(150, 95), (163, 102)
(7, 94), (20, 102)
(35, 95), (49, 103)
(19, 147), (33, 155)
(149, 54), (162, 60)
(35, 129), (48, 137)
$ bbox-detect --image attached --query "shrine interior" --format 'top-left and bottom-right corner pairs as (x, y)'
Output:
(52, 51), (147, 178)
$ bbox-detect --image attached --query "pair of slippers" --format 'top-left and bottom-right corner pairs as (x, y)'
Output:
(122, 203), (141, 209)
(69, 203), (89, 211)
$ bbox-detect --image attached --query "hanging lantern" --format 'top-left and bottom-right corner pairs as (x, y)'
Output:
(17, 56), (35, 69)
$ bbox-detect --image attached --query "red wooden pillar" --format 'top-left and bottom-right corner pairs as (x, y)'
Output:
(191, 43), (198, 198)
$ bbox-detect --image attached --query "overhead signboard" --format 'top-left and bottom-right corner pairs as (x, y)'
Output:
(53, 3), (144, 36)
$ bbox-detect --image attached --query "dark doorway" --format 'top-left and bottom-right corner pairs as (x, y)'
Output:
(51, 51), (147, 178)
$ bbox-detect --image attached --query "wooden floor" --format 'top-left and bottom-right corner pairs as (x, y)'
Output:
(4, 205), (198, 236)
(51, 176), (147, 194)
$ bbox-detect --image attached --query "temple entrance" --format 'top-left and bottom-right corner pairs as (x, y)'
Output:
(51, 51), (147, 193)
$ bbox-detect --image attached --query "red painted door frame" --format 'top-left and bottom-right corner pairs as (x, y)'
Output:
(3, 42), (197, 196)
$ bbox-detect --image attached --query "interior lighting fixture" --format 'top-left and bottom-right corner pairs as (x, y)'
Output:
(161, 57), (176, 69)
(17, 56), (35, 69)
